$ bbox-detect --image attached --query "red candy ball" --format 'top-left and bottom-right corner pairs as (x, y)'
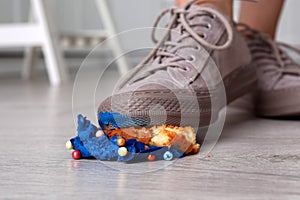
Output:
(72, 150), (81, 160)
(147, 154), (156, 161)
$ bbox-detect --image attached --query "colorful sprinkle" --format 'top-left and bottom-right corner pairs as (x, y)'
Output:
(118, 147), (128, 157)
(66, 140), (73, 150)
(163, 151), (173, 161)
(147, 154), (156, 161)
(117, 137), (126, 147)
(72, 150), (81, 160)
(95, 130), (104, 138)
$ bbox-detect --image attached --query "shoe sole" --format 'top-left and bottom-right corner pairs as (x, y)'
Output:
(255, 87), (300, 117)
(99, 62), (257, 129)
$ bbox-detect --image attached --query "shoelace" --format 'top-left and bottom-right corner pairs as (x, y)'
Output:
(117, 0), (234, 90)
(238, 23), (300, 84)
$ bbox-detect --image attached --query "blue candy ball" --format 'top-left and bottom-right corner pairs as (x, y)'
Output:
(163, 151), (173, 161)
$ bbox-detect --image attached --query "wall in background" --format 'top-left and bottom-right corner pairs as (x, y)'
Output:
(1, 0), (300, 50)
(277, 0), (300, 44)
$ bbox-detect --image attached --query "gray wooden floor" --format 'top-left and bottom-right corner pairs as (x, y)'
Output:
(0, 66), (300, 200)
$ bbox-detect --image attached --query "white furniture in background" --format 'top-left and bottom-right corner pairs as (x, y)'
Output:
(0, 0), (67, 86)
(0, 0), (129, 86)
(59, 0), (130, 76)
(95, 0), (130, 75)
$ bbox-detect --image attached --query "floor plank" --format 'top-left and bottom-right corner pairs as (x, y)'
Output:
(0, 66), (300, 200)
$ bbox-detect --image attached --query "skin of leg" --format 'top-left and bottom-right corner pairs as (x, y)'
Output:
(239, 0), (285, 39)
(176, 0), (233, 19)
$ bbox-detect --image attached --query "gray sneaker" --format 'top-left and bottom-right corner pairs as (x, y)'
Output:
(99, 4), (256, 129)
(240, 24), (300, 117)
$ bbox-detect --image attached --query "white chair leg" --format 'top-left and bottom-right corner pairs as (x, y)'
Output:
(95, 0), (130, 75)
(22, 4), (37, 80)
(22, 46), (38, 79)
(22, 4), (39, 80)
(31, 0), (68, 86)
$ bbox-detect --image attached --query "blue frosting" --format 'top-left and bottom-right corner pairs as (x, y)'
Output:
(98, 112), (149, 129)
(69, 114), (187, 162)
(98, 112), (120, 129)
(76, 115), (118, 161)
(83, 134), (119, 161)
(70, 136), (92, 158)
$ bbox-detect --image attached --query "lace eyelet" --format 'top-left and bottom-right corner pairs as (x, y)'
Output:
(184, 67), (190, 71)
(187, 55), (196, 62)
(194, 45), (201, 50)
(210, 14), (216, 19)
(206, 23), (212, 30)
(200, 33), (206, 39)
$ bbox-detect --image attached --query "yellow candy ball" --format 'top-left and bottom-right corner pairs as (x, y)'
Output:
(66, 140), (73, 150)
(118, 147), (128, 157)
